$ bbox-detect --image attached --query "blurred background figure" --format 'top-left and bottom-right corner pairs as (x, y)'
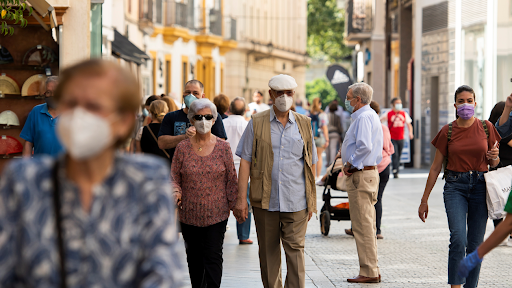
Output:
(223, 96), (253, 245)
(248, 90), (270, 114)
(309, 97), (329, 179)
(267, 98), (273, 106)
(142, 95), (162, 126)
(488, 100), (512, 245)
(171, 98), (238, 288)
(295, 99), (309, 115)
(139, 100), (172, 166)
(162, 95), (180, 113)
(325, 99), (350, 139)
(380, 97), (414, 178)
(20, 76), (64, 158)
(214, 93), (230, 119)
(0, 59), (185, 287)
(326, 101), (344, 166)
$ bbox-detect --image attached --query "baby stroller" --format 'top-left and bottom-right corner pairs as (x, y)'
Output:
(319, 157), (350, 236)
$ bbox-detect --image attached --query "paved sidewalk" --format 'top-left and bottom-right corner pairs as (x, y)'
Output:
(181, 169), (512, 287)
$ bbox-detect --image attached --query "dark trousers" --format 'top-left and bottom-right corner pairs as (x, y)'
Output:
(391, 139), (404, 174)
(375, 165), (390, 234)
(181, 219), (228, 288)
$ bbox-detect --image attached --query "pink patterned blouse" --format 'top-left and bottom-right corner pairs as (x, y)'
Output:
(171, 138), (238, 227)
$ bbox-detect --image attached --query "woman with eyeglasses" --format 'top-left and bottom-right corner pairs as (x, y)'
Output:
(0, 60), (185, 287)
(171, 98), (238, 288)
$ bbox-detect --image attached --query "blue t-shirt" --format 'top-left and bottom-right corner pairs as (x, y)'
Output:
(19, 103), (64, 156)
(158, 109), (227, 164)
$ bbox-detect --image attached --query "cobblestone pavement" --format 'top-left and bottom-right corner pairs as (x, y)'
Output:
(183, 169), (512, 287)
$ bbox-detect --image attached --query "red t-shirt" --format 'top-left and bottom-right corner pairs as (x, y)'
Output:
(387, 110), (407, 140)
(431, 119), (501, 172)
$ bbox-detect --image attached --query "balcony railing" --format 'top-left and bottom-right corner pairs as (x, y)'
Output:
(209, 9), (222, 36)
(165, 0), (196, 31)
(345, 0), (373, 41)
(223, 17), (237, 40)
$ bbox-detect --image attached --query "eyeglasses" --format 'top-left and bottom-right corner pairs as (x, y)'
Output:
(274, 90), (294, 97)
(44, 90), (53, 97)
(193, 114), (214, 121)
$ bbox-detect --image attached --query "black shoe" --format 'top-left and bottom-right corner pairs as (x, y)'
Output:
(393, 173), (398, 179)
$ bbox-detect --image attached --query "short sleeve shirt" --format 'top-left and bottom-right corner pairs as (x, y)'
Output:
(158, 109), (227, 164)
(19, 103), (64, 156)
(431, 119), (501, 172)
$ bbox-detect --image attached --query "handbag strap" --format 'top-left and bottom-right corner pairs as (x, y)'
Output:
(147, 126), (170, 159)
(52, 162), (67, 288)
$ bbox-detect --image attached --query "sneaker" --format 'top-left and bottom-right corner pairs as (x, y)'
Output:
(316, 179), (325, 186)
(500, 238), (508, 246)
(345, 229), (354, 236)
(393, 173), (399, 179)
(239, 239), (253, 245)
(377, 234), (384, 240)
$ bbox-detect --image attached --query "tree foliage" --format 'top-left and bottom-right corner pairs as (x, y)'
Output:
(1, 0), (32, 36)
(306, 77), (338, 110)
(307, 0), (352, 63)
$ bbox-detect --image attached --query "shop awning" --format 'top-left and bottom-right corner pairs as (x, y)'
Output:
(26, 0), (57, 30)
(112, 30), (150, 65)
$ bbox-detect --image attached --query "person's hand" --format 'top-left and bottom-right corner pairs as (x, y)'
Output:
(323, 139), (329, 149)
(186, 126), (196, 139)
(409, 132), (414, 140)
(486, 142), (499, 160)
(505, 94), (512, 109)
(458, 249), (483, 279)
(174, 192), (182, 209)
(418, 202), (428, 222)
(308, 211), (313, 221)
(343, 165), (353, 177)
(233, 198), (248, 224)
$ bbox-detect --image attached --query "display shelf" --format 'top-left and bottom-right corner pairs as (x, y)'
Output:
(0, 65), (52, 71)
(0, 125), (21, 130)
(0, 94), (45, 99)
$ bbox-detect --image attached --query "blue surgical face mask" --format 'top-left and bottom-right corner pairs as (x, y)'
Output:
(184, 94), (197, 108)
(143, 108), (149, 117)
(395, 103), (403, 110)
(345, 98), (355, 113)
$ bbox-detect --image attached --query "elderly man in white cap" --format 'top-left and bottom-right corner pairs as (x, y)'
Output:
(234, 74), (318, 288)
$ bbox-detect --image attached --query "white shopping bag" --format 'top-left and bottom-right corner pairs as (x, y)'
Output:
(484, 165), (512, 220)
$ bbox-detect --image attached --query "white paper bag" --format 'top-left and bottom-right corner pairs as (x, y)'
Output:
(484, 165), (512, 220)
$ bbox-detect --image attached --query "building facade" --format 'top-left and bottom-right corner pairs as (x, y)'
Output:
(414, 0), (512, 165)
(223, 0), (308, 103)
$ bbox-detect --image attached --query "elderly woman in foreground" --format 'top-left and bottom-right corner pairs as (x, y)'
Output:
(171, 98), (238, 288)
(0, 60), (184, 287)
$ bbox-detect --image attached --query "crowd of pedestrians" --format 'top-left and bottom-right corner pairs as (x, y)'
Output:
(1, 58), (512, 288)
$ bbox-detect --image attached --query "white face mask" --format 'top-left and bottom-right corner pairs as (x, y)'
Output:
(57, 107), (113, 160)
(194, 119), (213, 134)
(274, 95), (293, 112)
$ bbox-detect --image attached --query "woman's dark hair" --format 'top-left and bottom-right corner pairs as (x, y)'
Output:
(489, 101), (506, 125)
(370, 100), (381, 115)
(328, 102), (338, 112)
(145, 95), (161, 107)
(454, 85), (475, 102)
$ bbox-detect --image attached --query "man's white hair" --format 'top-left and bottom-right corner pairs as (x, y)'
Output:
(348, 82), (373, 104)
(187, 98), (218, 122)
(45, 76), (59, 87)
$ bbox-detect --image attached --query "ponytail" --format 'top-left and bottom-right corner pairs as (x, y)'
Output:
(149, 100), (169, 123)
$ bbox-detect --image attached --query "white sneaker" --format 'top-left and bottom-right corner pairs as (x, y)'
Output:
(316, 179), (325, 186)
(499, 237), (508, 246)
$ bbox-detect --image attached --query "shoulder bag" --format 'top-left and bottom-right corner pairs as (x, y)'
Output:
(146, 126), (170, 159)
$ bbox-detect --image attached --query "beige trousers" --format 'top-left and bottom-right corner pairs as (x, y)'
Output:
(346, 169), (380, 277)
(253, 207), (308, 288)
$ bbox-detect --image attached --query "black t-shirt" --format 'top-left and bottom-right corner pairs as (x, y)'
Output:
(158, 109), (227, 164)
(140, 123), (171, 166)
(498, 133), (512, 168)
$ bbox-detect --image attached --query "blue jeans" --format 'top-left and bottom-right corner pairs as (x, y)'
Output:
(443, 170), (488, 288)
(237, 185), (252, 240)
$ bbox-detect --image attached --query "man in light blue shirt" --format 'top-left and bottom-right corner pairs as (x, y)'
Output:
(340, 82), (383, 284)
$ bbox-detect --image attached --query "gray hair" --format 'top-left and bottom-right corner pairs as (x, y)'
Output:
(348, 82), (373, 104)
(45, 76), (59, 87)
(187, 98), (218, 122)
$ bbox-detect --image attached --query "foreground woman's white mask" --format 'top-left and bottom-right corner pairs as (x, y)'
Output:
(57, 107), (113, 160)
(194, 119), (213, 134)
(274, 95), (293, 112)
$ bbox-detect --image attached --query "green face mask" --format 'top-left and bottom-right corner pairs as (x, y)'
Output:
(184, 94), (197, 108)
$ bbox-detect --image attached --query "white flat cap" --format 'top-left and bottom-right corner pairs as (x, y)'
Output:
(268, 74), (297, 91)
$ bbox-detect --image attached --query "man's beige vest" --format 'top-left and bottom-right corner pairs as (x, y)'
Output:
(249, 109), (316, 212)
